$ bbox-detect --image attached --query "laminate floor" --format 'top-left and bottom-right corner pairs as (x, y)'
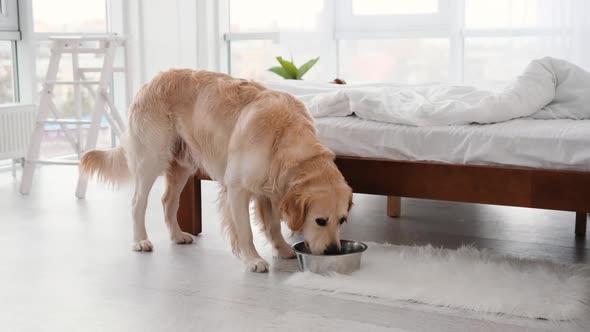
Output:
(0, 167), (588, 332)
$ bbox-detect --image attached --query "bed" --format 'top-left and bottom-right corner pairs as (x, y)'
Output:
(176, 114), (590, 238)
(177, 60), (590, 238)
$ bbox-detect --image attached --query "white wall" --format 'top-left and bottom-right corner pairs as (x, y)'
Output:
(141, 0), (198, 79)
(125, 0), (201, 92)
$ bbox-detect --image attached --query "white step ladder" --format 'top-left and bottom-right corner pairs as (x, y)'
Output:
(20, 35), (127, 198)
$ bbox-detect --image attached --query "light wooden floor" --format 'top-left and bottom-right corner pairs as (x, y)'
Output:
(0, 167), (588, 332)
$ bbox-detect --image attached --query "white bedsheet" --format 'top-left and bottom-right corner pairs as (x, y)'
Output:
(267, 57), (590, 126)
(315, 116), (590, 171)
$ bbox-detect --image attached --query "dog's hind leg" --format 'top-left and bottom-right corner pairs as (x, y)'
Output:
(162, 160), (194, 244)
(131, 162), (161, 252)
(254, 197), (295, 259)
(128, 134), (171, 252)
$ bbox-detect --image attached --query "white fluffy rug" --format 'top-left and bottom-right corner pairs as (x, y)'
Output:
(285, 243), (590, 320)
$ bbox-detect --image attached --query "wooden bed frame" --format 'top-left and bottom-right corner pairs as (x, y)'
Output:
(176, 157), (589, 238)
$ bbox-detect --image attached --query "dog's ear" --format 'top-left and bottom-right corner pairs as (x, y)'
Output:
(281, 185), (308, 232)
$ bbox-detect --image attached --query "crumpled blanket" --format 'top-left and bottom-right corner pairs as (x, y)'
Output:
(265, 57), (590, 126)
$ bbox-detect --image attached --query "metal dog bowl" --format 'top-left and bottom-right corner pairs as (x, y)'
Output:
(292, 240), (368, 274)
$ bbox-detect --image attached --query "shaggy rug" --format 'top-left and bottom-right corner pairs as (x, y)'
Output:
(285, 243), (590, 320)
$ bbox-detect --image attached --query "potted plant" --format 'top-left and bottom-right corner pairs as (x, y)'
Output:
(268, 56), (319, 80)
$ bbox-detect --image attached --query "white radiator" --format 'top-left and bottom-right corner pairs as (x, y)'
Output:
(0, 104), (37, 161)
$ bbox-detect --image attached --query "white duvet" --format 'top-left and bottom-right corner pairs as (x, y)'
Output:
(266, 57), (590, 126)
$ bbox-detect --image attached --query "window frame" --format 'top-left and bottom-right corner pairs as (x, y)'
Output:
(334, 0), (452, 39)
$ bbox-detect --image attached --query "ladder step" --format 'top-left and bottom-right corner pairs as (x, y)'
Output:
(55, 48), (107, 54)
(41, 119), (93, 125)
(29, 159), (80, 166)
(45, 80), (101, 85)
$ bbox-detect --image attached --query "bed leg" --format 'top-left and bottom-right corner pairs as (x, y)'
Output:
(177, 176), (202, 235)
(575, 212), (587, 237)
(387, 196), (402, 218)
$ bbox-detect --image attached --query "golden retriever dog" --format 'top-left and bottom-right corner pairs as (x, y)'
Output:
(80, 70), (353, 272)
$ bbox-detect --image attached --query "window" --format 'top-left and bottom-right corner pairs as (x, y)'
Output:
(226, 0), (590, 88)
(335, 1), (451, 83)
(227, 0), (454, 83)
(0, 41), (15, 103)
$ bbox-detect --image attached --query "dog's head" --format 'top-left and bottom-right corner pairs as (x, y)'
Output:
(281, 176), (353, 255)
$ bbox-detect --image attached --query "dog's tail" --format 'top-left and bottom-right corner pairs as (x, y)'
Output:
(80, 145), (131, 186)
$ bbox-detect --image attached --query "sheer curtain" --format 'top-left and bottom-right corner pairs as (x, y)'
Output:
(463, 0), (590, 89)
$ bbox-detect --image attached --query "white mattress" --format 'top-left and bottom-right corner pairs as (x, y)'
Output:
(315, 116), (590, 172)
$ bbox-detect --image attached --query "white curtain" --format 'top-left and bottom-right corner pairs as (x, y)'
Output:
(563, 0), (590, 69)
(462, 0), (590, 88)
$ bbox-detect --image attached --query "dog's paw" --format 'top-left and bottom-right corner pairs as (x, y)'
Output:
(171, 231), (194, 245)
(132, 239), (153, 252)
(244, 257), (269, 273)
(274, 245), (296, 259)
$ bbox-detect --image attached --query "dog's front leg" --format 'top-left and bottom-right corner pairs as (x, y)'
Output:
(228, 188), (269, 272)
(255, 197), (295, 259)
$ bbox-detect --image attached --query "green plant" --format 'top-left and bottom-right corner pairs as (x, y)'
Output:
(268, 56), (319, 80)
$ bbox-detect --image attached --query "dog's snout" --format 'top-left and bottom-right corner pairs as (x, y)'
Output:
(323, 243), (341, 255)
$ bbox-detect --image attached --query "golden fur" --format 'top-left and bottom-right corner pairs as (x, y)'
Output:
(80, 70), (353, 272)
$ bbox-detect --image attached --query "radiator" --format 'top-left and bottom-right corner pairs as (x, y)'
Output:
(0, 104), (37, 161)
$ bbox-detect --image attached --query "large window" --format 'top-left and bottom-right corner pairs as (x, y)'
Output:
(226, 0), (590, 88)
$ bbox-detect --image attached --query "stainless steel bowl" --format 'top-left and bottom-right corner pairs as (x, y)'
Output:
(292, 240), (368, 274)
